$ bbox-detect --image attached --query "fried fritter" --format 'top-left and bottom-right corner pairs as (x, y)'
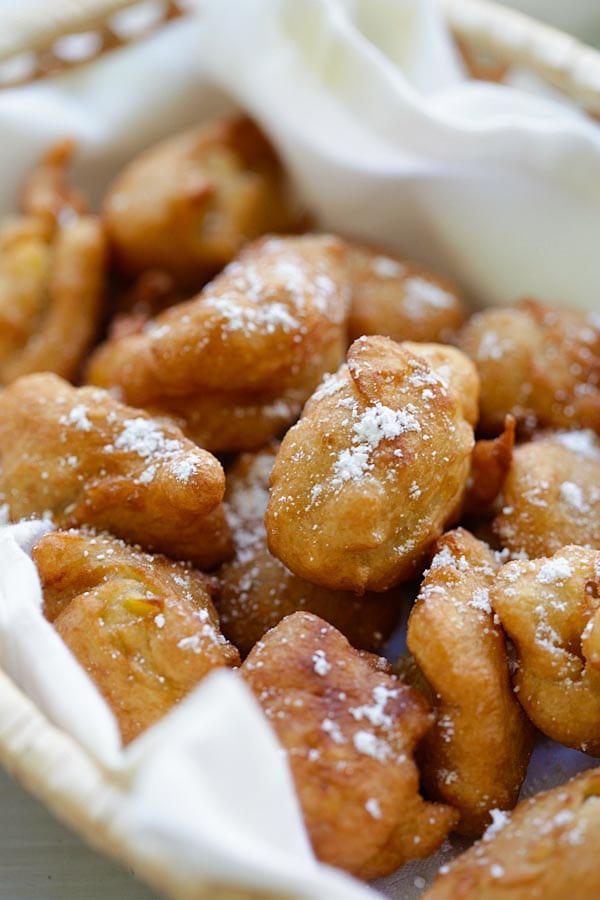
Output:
(494, 431), (600, 558)
(463, 417), (515, 518)
(33, 529), (239, 743)
(424, 767), (600, 899)
(458, 298), (600, 436)
(20, 139), (88, 226)
(402, 341), (479, 427)
(265, 336), (477, 593)
(87, 234), (349, 452)
(406, 529), (534, 836)
(492, 546), (600, 754)
(0, 373), (231, 568)
(241, 612), (457, 880)
(103, 116), (301, 286)
(216, 447), (400, 656)
(0, 142), (106, 384)
(109, 269), (182, 340)
(346, 243), (466, 345)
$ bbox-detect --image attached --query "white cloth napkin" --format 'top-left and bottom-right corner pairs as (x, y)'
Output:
(0, 1), (599, 897)
(196, 0), (600, 312)
(0, 523), (377, 900)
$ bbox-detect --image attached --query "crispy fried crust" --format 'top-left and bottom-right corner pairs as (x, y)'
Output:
(216, 447), (400, 656)
(492, 545), (600, 754)
(103, 116), (301, 285)
(406, 529), (534, 836)
(0, 373), (231, 568)
(458, 299), (600, 436)
(87, 234), (350, 452)
(493, 433), (600, 558)
(265, 336), (476, 593)
(0, 142), (106, 384)
(463, 417), (515, 518)
(21, 139), (88, 226)
(423, 767), (600, 899)
(241, 612), (457, 880)
(33, 529), (239, 743)
(347, 243), (466, 345)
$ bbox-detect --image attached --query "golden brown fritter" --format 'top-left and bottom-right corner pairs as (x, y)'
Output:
(241, 612), (457, 880)
(109, 269), (182, 341)
(346, 243), (466, 345)
(402, 341), (480, 427)
(406, 529), (534, 836)
(20, 138), (88, 226)
(265, 336), (477, 593)
(0, 142), (106, 384)
(33, 529), (239, 744)
(86, 234), (350, 452)
(216, 447), (400, 656)
(493, 431), (600, 558)
(0, 373), (231, 568)
(423, 767), (600, 899)
(103, 116), (301, 286)
(458, 298), (600, 436)
(492, 546), (600, 754)
(463, 417), (515, 518)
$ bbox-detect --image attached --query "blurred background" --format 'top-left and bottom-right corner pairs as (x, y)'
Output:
(0, 0), (598, 45)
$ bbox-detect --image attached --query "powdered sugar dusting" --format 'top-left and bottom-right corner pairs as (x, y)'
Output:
(371, 255), (405, 278)
(483, 808), (511, 841)
(537, 558), (573, 585)
(60, 404), (92, 432)
(349, 684), (398, 729)
(365, 798), (382, 819)
(554, 430), (600, 458)
(353, 730), (390, 762)
(402, 277), (455, 319)
(332, 402), (421, 485)
(110, 416), (199, 485)
(313, 649), (331, 676)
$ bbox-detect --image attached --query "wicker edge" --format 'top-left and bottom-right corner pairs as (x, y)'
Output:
(443, 0), (600, 115)
(0, 0), (599, 116)
(0, 666), (279, 900)
(0, 0), (143, 60)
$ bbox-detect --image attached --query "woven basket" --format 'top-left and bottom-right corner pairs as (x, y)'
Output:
(0, 0), (599, 114)
(0, 2), (598, 899)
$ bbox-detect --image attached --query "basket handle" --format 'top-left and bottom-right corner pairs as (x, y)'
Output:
(443, 0), (600, 116)
(0, 0), (142, 61)
(0, 0), (599, 117)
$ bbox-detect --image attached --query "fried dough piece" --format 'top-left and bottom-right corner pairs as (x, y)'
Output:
(109, 269), (182, 340)
(103, 116), (300, 286)
(241, 612), (457, 879)
(402, 341), (479, 427)
(216, 447), (400, 656)
(265, 336), (477, 593)
(458, 298), (600, 435)
(0, 143), (106, 384)
(494, 431), (600, 558)
(423, 767), (600, 900)
(87, 234), (349, 452)
(1, 217), (107, 383)
(406, 529), (534, 836)
(21, 138), (88, 226)
(0, 373), (231, 568)
(347, 244), (466, 344)
(463, 417), (515, 518)
(492, 546), (600, 754)
(33, 529), (239, 743)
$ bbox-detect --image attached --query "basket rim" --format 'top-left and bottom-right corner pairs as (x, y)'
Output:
(0, 0), (598, 116)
